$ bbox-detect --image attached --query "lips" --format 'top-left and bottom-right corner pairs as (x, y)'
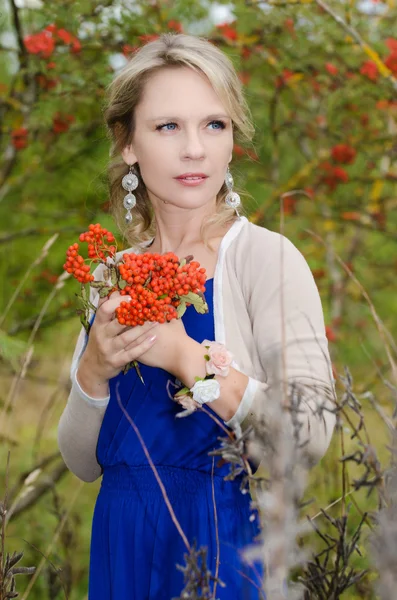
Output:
(175, 173), (208, 179)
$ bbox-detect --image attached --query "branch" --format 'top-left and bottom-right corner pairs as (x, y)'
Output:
(7, 451), (62, 504)
(9, 0), (28, 64)
(0, 226), (81, 244)
(0, 45), (19, 53)
(313, 0), (397, 92)
(6, 461), (68, 523)
(7, 308), (76, 336)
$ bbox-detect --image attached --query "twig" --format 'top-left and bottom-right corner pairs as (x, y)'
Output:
(306, 228), (397, 385)
(313, 0), (397, 92)
(19, 480), (83, 600)
(0, 234), (59, 328)
(6, 462), (68, 524)
(115, 383), (191, 551)
(1, 271), (70, 432)
(211, 456), (220, 600)
(0, 227), (80, 244)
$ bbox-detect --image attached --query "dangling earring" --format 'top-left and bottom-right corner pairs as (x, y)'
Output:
(225, 166), (241, 216)
(122, 164), (138, 224)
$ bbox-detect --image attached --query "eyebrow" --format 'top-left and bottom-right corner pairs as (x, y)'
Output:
(148, 114), (231, 122)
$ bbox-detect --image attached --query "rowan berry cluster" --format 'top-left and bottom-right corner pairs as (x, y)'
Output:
(115, 251), (207, 327)
(63, 224), (117, 284)
(64, 225), (208, 328)
(63, 243), (94, 284)
(79, 223), (117, 261)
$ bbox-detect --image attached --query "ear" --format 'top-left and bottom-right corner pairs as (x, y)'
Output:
(121, 144), (138, 166)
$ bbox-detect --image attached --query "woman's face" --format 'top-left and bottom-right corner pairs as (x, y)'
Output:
(122, 66), (234, 211)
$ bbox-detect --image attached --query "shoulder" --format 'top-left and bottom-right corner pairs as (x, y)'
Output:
(245, 219), (303, 253)
(233, 221), (323, 318)
(230, 218), (311, 275)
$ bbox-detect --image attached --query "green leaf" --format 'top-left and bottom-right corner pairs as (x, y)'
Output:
(99, 286), (114, 298)
(76, 308), (90, 333)
(174, 387), (190, 397)
(123, 361), (134, 375)
(176, 299), (187, 318)
(90, 281), (109, 289)
(204, 354), (210, 361)
(110, 265), (118, 286)
(123, 360), (145, 385)
(179, 291), (208, 314)
(75, 292), (92, 333)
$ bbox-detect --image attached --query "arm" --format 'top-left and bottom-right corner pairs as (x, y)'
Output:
(173, 338), (250, 422)
(231, 230), (337, 467)
(167, 231), (336, 467)
(58, 262), (110, 483)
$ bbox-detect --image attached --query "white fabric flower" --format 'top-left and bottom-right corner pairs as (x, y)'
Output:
(190, 378), (221, 405)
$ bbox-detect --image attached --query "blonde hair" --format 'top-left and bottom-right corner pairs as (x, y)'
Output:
(102, 32), (256, 251)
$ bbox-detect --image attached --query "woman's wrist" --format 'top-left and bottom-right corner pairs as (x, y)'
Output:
(76, 354), (110, 399)
(173, 338), (207, 388)
(172, 338), (243, 420)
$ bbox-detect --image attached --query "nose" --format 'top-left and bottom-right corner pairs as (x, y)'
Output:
(180, 126), (205, 160)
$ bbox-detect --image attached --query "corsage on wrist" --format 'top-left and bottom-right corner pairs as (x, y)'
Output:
(173, 340), (234, 414)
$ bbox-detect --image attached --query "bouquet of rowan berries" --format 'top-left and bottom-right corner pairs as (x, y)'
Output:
(64, 223), (209, 383)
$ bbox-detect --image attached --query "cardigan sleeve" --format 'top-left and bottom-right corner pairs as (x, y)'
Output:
(57, 261), (110, 483)
(225, 230), (337, 467)
(57, 241), (153, 482)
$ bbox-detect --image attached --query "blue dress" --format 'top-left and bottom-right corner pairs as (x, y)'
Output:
(88, 278), (265, 599)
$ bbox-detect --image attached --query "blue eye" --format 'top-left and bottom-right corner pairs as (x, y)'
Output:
(209, 120), (226, 130)
(157, 122), (177, 131)
(156, 120), (226, 131)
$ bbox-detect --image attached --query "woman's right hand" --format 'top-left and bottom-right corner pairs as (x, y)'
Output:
(77, 291), (159, 389)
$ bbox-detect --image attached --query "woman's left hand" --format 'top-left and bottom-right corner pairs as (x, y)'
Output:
(135, 317), (192, 375)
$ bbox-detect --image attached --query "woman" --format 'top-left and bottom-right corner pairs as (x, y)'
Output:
(58, 33), (336, 599)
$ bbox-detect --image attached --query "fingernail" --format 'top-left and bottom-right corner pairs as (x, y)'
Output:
(149, 334), (157, 342)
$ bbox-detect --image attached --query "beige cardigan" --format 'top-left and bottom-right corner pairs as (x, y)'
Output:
(58, 215), (336, 482)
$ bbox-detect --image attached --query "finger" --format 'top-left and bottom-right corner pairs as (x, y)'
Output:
(107, 316), (159, 338)
(97, 295), (109, 310)
(114, 323), (159, 354)
(123, 330), (157, 360)
(95, 291), (126, 324)
(97, 289), (121, 309)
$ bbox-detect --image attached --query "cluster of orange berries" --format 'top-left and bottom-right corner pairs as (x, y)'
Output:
(116, 251), (207, 326)
(79, 224), (116, 260)
(63, 224), (117, 284)
(64, 225), (208, 326)
(64, 243), (94, 283)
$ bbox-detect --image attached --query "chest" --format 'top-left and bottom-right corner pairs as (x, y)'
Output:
(184, 239), (223, 279)
(149, 237), (224, 280)
(213, 261), (263, 381)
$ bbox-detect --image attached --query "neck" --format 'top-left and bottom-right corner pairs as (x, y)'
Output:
(150, 213), (218, 255)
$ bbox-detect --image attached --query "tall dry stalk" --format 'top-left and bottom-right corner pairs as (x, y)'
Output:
(0, 453), (35, 599)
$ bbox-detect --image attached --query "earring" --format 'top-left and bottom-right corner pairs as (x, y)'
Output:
(122, 164), (139, 224)
(225, 166), (241, 215)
